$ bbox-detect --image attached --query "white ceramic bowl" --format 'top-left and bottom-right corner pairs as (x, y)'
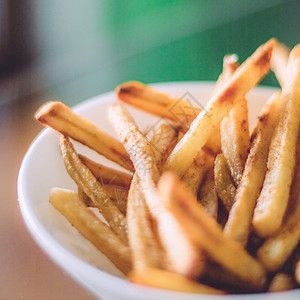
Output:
(18, 82), (300, 300)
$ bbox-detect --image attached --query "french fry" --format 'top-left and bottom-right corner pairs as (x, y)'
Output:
(253, 44), (300, 237)
(129, 268), (225, 295)
(214, 153), (236, 212)
(224, 92), (281, 246)
(295, 260), (300, 285)
(60, 135), (128, 244)
(166, 39), (276, 176)
(127, 123), (177, 270)
(78, 154), (132, 189)
(271, 42), (290, 87)
(211, 54), (239, 97)
(220, 97), (250, 187)
(109, 103), (204, 278)
(204, 54), (240, 156)
(181, 149), (215, 197)
(35, 101), (134, 171)
(78, 185), (128, 215)
(49, 188), (132, 274)
(256, 133), (300, 272)
(268, 273), (295, 292)
(159, 172), (267, 291)
(198, 167), (218, 219)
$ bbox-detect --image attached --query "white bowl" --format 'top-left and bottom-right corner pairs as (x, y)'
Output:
(18, 82), (300, 300)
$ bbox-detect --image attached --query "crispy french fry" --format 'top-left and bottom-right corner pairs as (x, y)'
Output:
(129, 268), (225, 295)
(159, 172), (267, 291)
(109, 103), (204, 278)
(204, 54), (239, 156)
(256, 134), (300, 272)
(198, 167), (218, 219)
(181, 149), (215, 197)
(211, 54), (239, 97)
(253, 44), (300, 237)
(60, 135), (128, 244)
(214, 153), (236, 212)
(127, 123), (177, 270)
(224, 92), (281, 246)
(78, 186), (128, 215)
(127, 175), (163, 270)
(79, 154), (132, 189)
(268, 273), (295, 292)
(220, 97), (250, 186)
(49, 188), (132, 274)
(271, 42), (290, 87)
(116, 81), (198, 130)
(295, 260), (300, 285)
(35, 101), (134, 171)
(166, 39), (276, 176)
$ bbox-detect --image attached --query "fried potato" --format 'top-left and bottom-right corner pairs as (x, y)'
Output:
(79, 154), (132, 189)
(35, 101), (134, 171)
(109, 103), (204, 278)
(220, 97), (250, 187)
(214, 153), (236, 212)
(129, 268), (225, 295)
(127, 123), (177, 270)
(116, 81), (192, 128)
(271, 42), (290, 87)
(78, 185), (128, 215)
(49, 188), (132, 274)
(60, 135), (128, 244)
(159, 172), (267, 291)
(198, 167), (218, 219)
(253, 44), (300, 237)
(256, 134), (300, 272)
(166, 39), (276, 176)
(268, 273), (295, 292)
(182, 149), (215, 197)
(224, 92), (281, 246)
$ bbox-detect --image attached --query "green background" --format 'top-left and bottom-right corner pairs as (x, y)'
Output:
(34, 0), (300, 106)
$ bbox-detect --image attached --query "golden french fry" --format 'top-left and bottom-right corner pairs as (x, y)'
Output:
(49, 188), (132, 274)
(214, 153), (236, 212)
(181, 149), (215, 197)
(256, 134), (300, 272)
(166, 39), (276, 176)
(220, 97), (250, 186)
(211, 54), (239, 97)
(79, 154), (132, 189)
(35, 101), (134, 171)
(127, 123), (177, 271)
(166, 39), (276, 175)
(78, 185), (128, 215)
(268, 273), (295, 292)
(129, 268), (225, 295)
(60, 135), (128, 244)
(253, 44), (300, 237)
(198, 167), (218, 219)
(224, 92), (281, 246)
(116, 81), (200, 130)
(205, 54), (239, 156)
(295, 260), (300, 285)
(271, 42), (290, 87)
(109, 103), (204, 278)
(159, 172), (267, 291)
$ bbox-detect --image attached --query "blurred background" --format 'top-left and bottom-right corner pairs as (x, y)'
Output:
(0, 0), (299, 299)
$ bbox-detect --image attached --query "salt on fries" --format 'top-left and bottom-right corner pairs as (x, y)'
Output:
(35, 39), (300, 295)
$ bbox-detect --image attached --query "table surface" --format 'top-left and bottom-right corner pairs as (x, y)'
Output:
(0, 96), (97, 299)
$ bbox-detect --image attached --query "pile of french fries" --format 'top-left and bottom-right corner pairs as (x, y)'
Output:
(35, 38), (300, 295)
